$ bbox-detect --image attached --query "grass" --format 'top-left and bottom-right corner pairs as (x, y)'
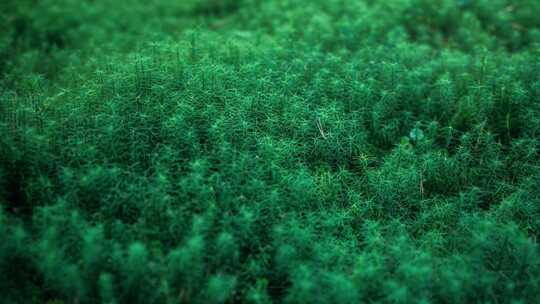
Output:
(1, 0), (540, 303)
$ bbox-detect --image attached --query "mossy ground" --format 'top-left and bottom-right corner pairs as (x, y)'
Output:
(1, 0), (540, 303)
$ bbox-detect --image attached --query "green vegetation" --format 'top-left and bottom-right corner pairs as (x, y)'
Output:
(2, 0), (540, 303)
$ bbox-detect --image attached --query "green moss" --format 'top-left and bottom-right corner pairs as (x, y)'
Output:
(1, 0), (540, 303)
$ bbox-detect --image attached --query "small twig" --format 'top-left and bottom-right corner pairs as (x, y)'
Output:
(474, 121), (486, 151)
(316, 117), (327, 140)
(420, 174), (425, 199)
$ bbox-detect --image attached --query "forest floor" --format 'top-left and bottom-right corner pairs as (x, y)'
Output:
(2, 1), (540, 303)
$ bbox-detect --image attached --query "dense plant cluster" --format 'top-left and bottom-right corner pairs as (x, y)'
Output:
(2, 0), (540, 303)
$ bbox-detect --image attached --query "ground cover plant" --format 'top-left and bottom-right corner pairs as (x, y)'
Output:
(1, 0), (540, 303)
